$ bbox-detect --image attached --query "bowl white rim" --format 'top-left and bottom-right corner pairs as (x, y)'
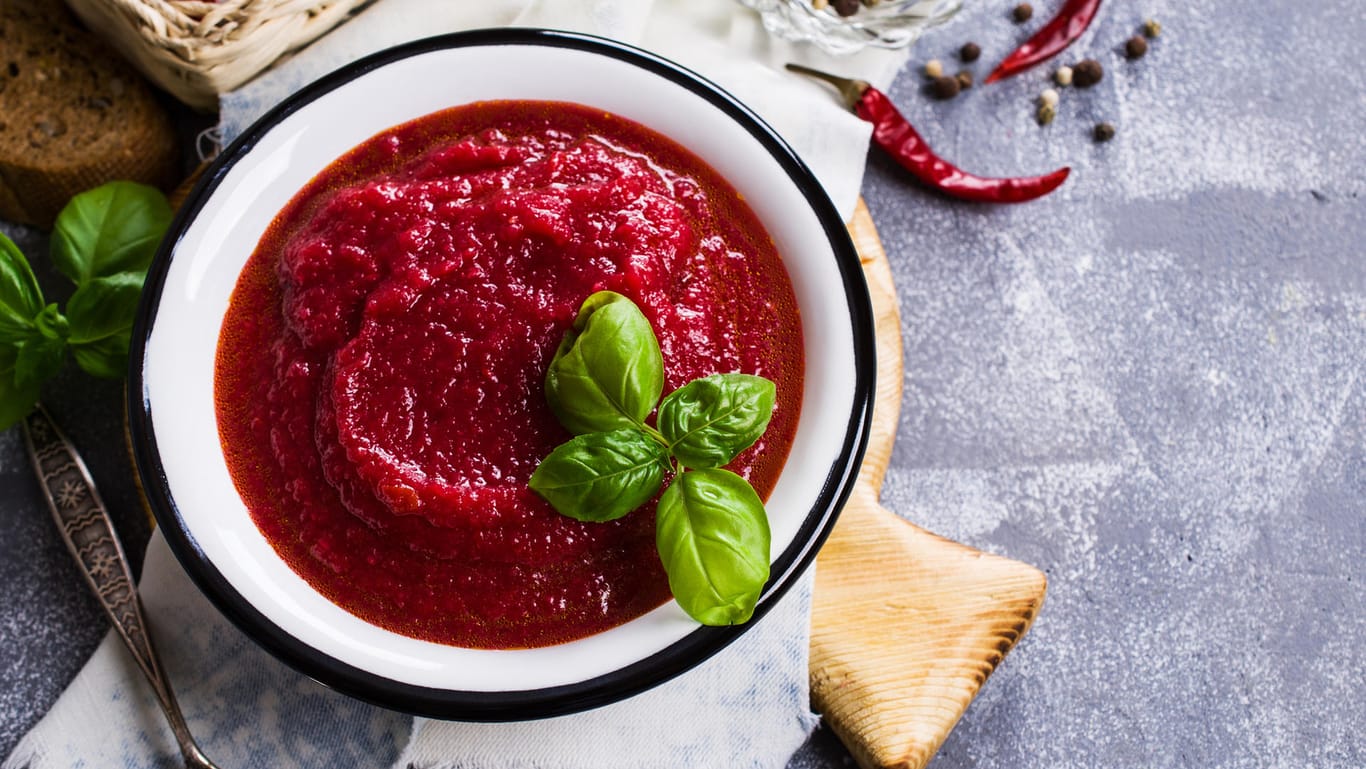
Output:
(129, 28), (875, 720)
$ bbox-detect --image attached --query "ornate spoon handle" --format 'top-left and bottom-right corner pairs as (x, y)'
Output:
(22, 403), (219, 769)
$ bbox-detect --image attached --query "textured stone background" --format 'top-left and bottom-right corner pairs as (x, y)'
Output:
(795, 0), (1366, 766)
(2, 0), (1362, 767)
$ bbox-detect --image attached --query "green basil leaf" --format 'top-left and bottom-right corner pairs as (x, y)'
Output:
(546, 291), (664, 435)
(51, 181), (172, 285)
(655, 468), (771, 626)
(0, 345), (39, 430)
(530, 428), (669, 522)
(66, 271), (145, 345)
(14, 330), (67, 389)
(71, 330), (131, 379)
(0, 232), (43, 344)
(658, 374), (777, 469)
(33, 304), (70, 341)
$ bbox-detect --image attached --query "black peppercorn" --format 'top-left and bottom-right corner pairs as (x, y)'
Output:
(960, 42), (981, 62)
(1072, 58), (1104, 87)
(1093, 122), (1116, 142)
(930, 75), (961, 100)
(832, 0), (860, 16)
(1125, 35), (1149, 59)
(1012, 3), (1033, 23)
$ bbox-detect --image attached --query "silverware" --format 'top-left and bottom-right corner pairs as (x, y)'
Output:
(22, 403), (221, 769)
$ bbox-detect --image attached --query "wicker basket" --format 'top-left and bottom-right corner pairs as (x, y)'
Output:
(63, 0), (372, 111)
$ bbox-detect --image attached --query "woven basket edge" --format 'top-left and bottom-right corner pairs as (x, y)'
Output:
(63, 0), (371, 110)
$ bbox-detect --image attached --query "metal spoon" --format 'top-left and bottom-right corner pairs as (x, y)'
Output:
(22, 403), (221, 769)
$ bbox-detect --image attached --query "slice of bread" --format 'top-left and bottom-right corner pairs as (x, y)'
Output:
(0, 1), (178, 229)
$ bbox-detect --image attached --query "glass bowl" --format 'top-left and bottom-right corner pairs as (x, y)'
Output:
(738, 0), (963, 55)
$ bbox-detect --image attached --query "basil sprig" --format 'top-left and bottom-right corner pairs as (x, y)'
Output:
(0, 181), (171, 429)
(530, 290), (778, 626)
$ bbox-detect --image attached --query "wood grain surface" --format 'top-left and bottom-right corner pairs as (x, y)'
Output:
(811, 201), (1047, 769)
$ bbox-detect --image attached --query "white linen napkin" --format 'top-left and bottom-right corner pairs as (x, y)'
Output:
(6, 532), (814, 769)
(6, 2), (909, 768)
(217, 0), (908, 220)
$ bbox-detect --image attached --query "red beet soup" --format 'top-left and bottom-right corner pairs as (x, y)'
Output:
(215, 100), (803, 649)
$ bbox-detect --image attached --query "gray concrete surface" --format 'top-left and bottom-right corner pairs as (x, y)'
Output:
(2, 0), (1363, 767)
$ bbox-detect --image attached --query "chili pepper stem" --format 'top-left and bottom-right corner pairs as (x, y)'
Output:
(784, 63), (869, 110)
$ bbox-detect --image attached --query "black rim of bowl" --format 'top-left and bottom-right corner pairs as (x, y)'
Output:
(128, 27), (875, 721)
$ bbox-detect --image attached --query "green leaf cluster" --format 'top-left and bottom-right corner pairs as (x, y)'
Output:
(0, 182), (172, 429)
(530, 291), (778, 626)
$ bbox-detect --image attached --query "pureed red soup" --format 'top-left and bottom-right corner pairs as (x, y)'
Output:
(215, 100), (803, 649)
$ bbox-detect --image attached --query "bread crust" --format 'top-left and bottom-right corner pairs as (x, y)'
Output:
(0, 1), (178, 228)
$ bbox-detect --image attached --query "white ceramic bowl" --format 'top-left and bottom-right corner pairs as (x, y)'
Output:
(130, 29), (874, 719)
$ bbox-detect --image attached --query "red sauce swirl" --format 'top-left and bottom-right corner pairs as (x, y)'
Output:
(215, 101), (803, 648)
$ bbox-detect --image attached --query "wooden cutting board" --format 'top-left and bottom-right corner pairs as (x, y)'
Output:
(812, 201), (1047, 769)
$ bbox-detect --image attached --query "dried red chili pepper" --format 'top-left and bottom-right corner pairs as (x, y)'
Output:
(984, 0), (1104, 84)
(786, 64), (1069, 204)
